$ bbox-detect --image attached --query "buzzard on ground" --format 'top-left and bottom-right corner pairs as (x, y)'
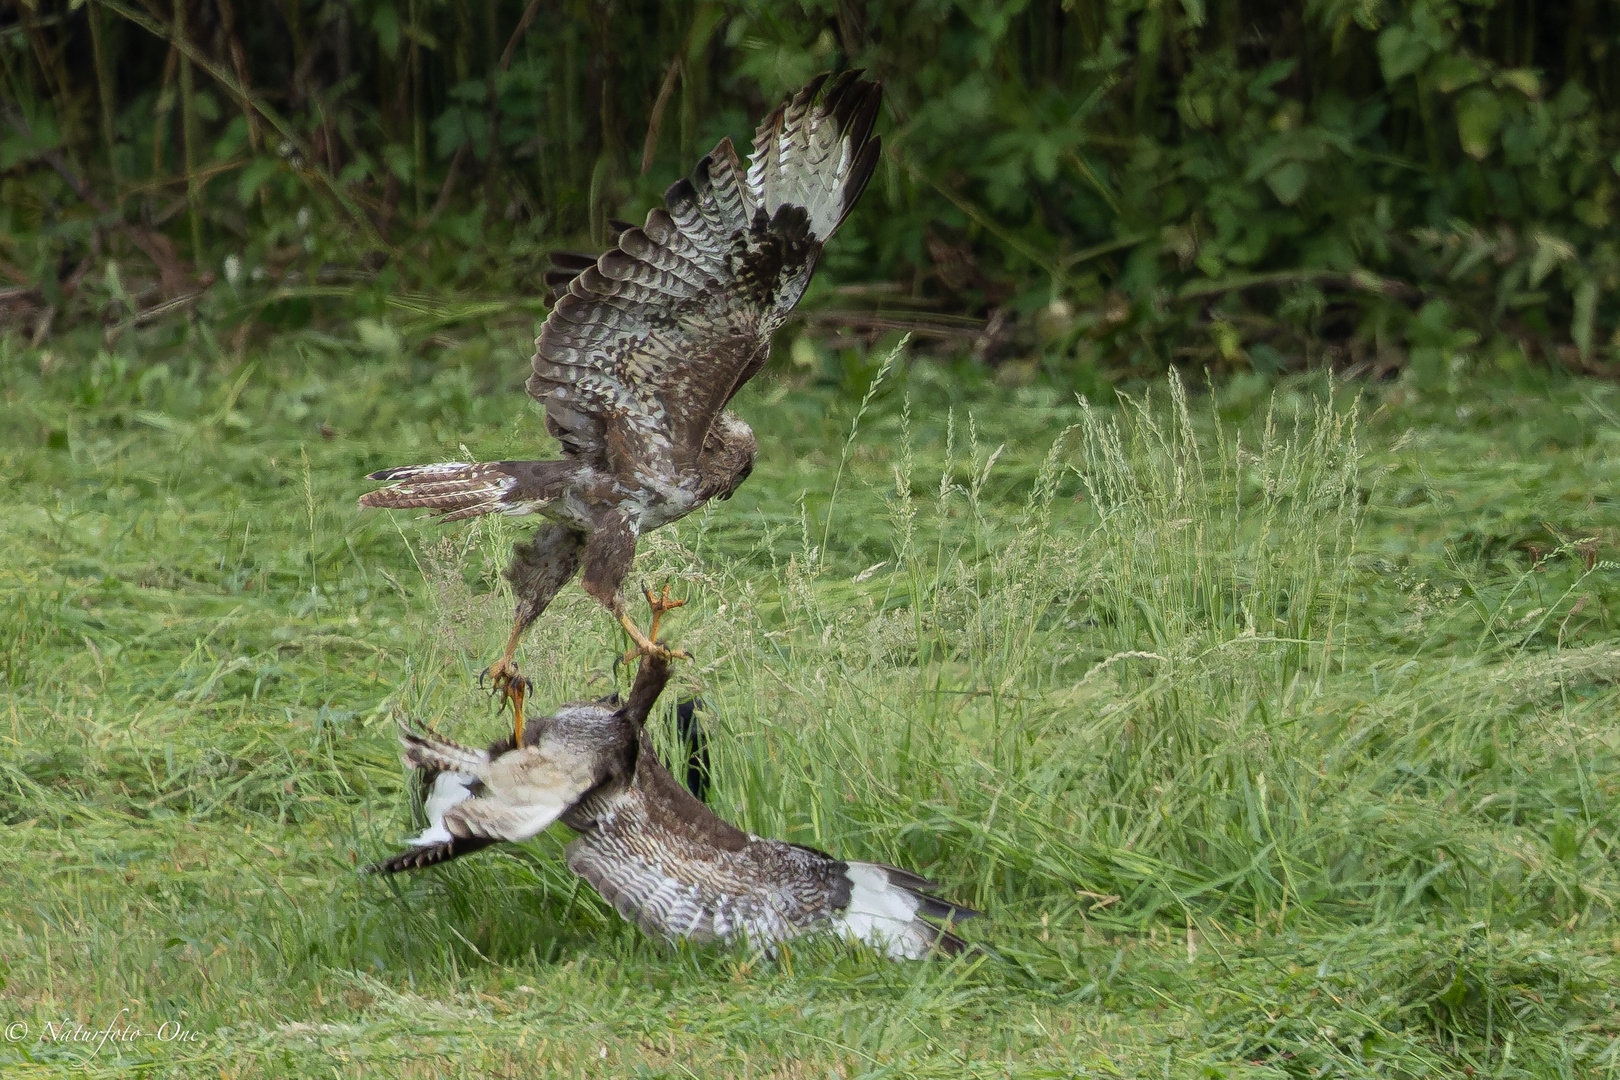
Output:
(367, 630), (978, 960)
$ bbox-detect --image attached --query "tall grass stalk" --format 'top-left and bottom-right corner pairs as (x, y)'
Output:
(87, 1), (121, 191)
(697, 371), (1588, 942)
(820, 333), (906, 561)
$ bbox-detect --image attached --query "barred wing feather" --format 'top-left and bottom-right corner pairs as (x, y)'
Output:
(528, 71), (881, 484)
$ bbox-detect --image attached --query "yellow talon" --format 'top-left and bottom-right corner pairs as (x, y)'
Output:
(486, 666), (532, 746)
(618, 583), (690, 665)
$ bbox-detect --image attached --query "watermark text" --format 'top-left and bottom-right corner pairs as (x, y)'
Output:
(5, 1008), (203, 1066)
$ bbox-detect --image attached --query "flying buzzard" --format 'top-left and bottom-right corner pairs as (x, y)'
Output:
(367, 637), (978, 960)
(360, 72), (883, 738)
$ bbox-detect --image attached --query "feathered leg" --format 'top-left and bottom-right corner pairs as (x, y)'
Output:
(360, 460), (582, 745)
(580, 511), (689, 661)
(487, 523), (585, 742)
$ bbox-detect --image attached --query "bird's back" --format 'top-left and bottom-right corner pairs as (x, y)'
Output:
(563, 732), (851, 944)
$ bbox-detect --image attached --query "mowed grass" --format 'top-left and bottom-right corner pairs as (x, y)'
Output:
(1, 319), (1618, 1078)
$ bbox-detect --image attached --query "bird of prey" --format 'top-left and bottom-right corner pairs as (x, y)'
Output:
(400, 676), (713, 862)
(359, 72), (883, 742)
(367, 629), (977, 960)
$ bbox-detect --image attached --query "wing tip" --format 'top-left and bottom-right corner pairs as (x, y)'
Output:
(929, 923), (972, 957)
(749, 70), (884, 237)
(363, 841), (459, 874)
(840, 135), (882, 223)
(796, 71), (833, 110)
(843, 81), (883, 146)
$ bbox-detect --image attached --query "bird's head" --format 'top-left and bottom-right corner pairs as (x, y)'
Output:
(706, 413), (757, 500)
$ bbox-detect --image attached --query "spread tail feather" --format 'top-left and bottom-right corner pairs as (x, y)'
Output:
(838, 861), (979, 960)
(364, 765), (495, 874)
(359, 460), (573, 522)
(926, 923), (971, 957)
(413, 768), (481, 845)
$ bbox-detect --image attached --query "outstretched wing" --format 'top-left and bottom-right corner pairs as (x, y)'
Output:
(366, 721), (605, 875)
(529, 71), (881, 487)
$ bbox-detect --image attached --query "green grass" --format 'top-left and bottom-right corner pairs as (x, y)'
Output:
(2, 321), (1619, 1078)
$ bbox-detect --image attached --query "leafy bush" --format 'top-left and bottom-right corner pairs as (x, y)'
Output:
(3, 0), (1619, 384)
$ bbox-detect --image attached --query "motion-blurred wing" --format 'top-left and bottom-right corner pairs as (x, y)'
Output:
(367, 723), (604, 874)
(433, 736), (600, 844)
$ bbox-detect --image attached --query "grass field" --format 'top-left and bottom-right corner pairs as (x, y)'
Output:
(2, 319), (1618, 1078)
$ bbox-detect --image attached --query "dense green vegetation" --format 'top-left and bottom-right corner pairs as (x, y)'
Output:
(6, 0), (1620, 383)
(1, 317), (1617, 1075)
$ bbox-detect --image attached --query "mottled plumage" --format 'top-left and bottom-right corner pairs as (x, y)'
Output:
(367, 655), (977, 959)
(360, 72), (883, 669)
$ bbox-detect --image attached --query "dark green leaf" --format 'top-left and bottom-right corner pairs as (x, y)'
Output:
(1247, 59), (1298, 104)
(1264, 162), (1308, 206)
(1430, 55), (1482, 94)
(373, 2), (401, 58)
(236, 157), (280, 205)
(1377, 26), (1430, 83)
(1496, 68), (1540, 98)
(1456, 88), (1503, 159)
